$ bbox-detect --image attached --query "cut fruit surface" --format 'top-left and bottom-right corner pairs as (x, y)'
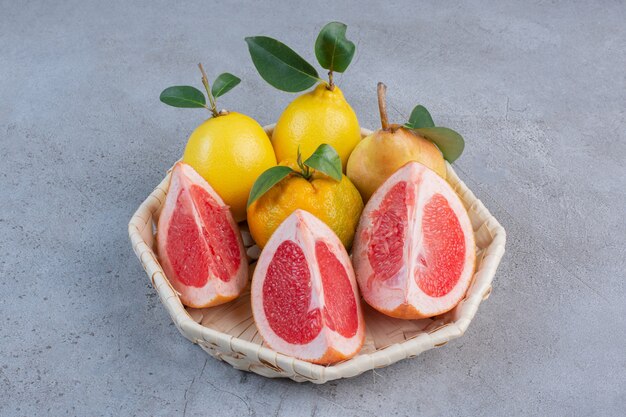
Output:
(157, 162), (248, 308)
(352, 162), (476, 319)
(251, 210), (365, 364)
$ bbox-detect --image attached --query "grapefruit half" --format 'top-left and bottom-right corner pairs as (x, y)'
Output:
(251, 210), (365, 364)
(157, 162), (248, 308)
(352, 162), (476, 319)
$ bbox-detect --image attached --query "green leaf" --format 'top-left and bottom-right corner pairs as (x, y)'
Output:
(211, 73), (241, 98)
(247, 166), (294, 207)
(413, 127), (465, 163)
(406, 105), (435, 128)
(245, 36), (320, 92)
(159, 86), (206, 108)
(303, 144), (342, 181)
(314, 22), (356, 73)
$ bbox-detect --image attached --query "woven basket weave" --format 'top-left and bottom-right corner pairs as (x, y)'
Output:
(128, 125), (506, 383)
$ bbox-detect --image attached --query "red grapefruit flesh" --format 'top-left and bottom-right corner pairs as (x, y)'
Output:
(262, 241), (322, 345)
(352, 162), (476, 319)
(316, 241), (359, 338)
(157, 162), (248, 308)
(251, 210), (365, 364)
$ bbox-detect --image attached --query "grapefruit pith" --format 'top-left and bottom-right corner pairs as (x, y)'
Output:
(352, 162), (476, 319)
(157, 162), (248, 308)
(251, 210), (365, 364)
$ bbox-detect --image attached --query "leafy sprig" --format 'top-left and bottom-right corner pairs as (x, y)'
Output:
(247, 144), (343, 207)
(404, 103), (464, 163)
(159, 63), (241, 117)
(245, 22), (356, 92)
(377, 82), (465, 163)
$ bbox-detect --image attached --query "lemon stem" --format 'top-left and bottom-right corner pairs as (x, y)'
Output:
(327, 70), (335, 91)
(377, 82), (389, 131)
(296, 147), (312, 179)
(198, 63), (219, 118)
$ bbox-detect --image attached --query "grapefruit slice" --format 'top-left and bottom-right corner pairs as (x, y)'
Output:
(251, 210), (365, 364)
(352, 162), (476, 319)
(157, 162), (248, 308)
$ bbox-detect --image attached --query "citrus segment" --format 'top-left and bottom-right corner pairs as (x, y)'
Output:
(190, 185), (241, 283)
(368, 181), (409, 284)
(263, 241), (322, 345)
(352, 162), (475, 319)
(157, 162), (248, 308)
(417, 193), (466, 297)
(316, 241), (358, 338)
(166, 189), (210, 287)
(251, 210), (365, 364)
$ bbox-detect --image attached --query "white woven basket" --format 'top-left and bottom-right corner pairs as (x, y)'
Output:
(128, 125), (506, 383)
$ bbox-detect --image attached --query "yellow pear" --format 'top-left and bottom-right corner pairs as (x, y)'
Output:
(347, 83), (446, 202)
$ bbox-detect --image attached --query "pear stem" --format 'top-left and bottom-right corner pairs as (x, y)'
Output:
(327, 71), (335, 91)
(377, 82), (389, 130)
(198, 63), (219, 118)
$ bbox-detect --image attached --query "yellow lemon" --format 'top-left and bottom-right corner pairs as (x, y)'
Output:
(272, 83), (360, 170)
(183, 112), (277, 222)
(247, 164), (364, 249)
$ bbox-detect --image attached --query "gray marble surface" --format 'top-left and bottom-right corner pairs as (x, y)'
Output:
(1, 1), (625, 416)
